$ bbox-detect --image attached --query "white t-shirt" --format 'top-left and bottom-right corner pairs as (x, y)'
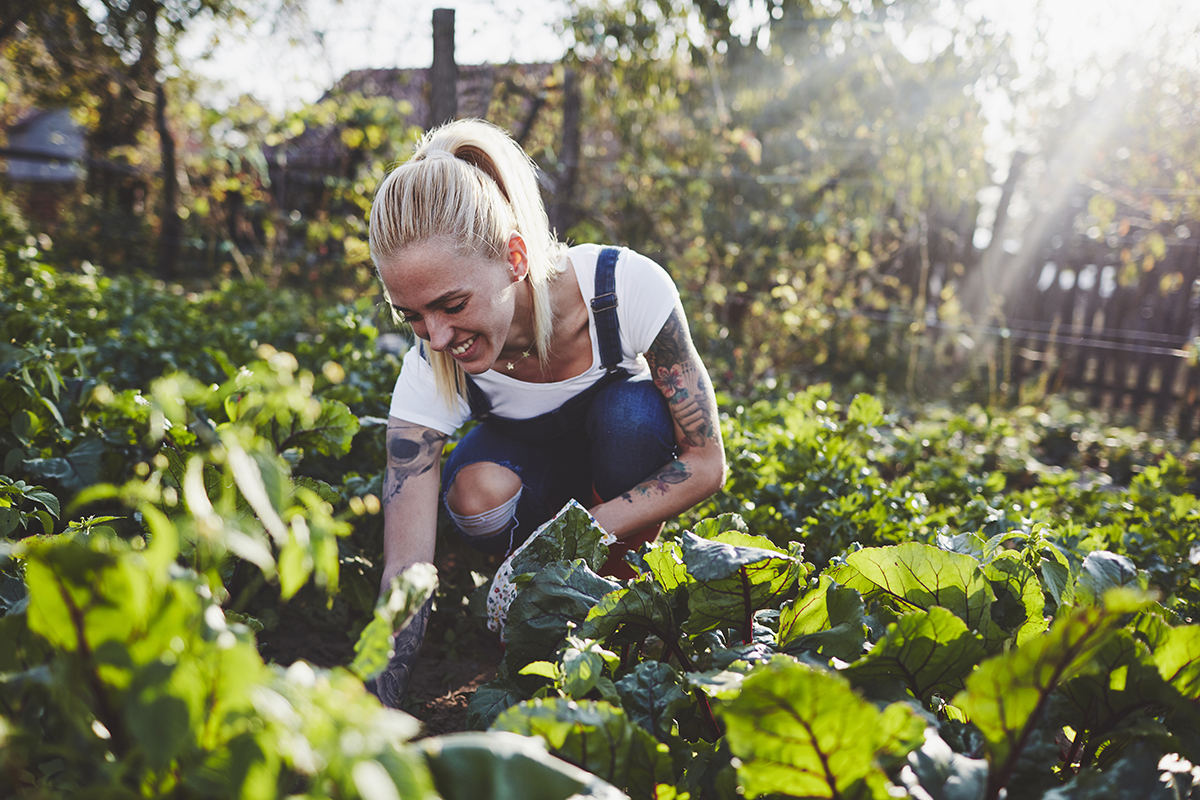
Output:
(388, 244), (680, 435)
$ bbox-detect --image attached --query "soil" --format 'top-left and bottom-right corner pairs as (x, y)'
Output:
(401, 628), (505, 737)
(254, 545), (506, 738)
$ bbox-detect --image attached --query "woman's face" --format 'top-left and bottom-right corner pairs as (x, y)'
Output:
(378, 237), (525, 374)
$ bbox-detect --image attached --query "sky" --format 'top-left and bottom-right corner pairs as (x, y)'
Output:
(178, 0), (572, 112)
(180, 0), (1200, 114)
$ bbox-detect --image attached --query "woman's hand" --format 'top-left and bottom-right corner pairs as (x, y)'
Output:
(590, 303), (726, 538)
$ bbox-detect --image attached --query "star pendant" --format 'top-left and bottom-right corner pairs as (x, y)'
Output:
(506, 350), (531, 370)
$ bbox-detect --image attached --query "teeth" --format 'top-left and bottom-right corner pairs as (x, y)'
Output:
(450, 336), (475, 356)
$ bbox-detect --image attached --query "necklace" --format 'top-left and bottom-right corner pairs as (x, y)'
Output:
(505, 349), (533, 371)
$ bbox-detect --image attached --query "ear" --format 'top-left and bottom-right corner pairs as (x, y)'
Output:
(506, 232), (529, 281)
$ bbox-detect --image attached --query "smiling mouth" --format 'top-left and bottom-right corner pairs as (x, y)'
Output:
(449, 336), (477, 356)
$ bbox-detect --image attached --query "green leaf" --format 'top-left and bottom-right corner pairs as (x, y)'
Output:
(846, 394), (884, 429)
(685, 665), (752, 700)
(281, 398), (360, 457)
(1152, 624), (1200, 699)
(982, 556), (1047, 645)
(899, 729), (988, 800)
(128, 690), (192, 770)
(22, 535), (151, 653)
(508, 501), (612, 580)
(580, 579), (677, 651)
(294, 475), (341, 505)
(492, 697), (674, 795)
(842, 606), (986, 702)
(1052, 631), (1175, 759)
(1075, 551), (1142, 608)
(689, 514), (749, 540)
(1040, 545), (1078, 609)
(22, 439), (106, 491)
(717, 654), (923, 799)
(23, 488), (60, 518)
(637, 539), (689, 592)
(504, 560), (620, 667)
(954, 602), (1137, 783)
(277, 536), (312, 601)
(561, 640), (617, 698)
(827, 542), (1006, 649)
(465, 675), (528, 731)
(350, 563), (438, 682)
(614, 661), (692, 741)
(778, 575), (866, 662)
(680, 532), (803, 639)
(420, 730), (626, 800)
(0, 507), (18, 538)
(519, 661), (561, 680)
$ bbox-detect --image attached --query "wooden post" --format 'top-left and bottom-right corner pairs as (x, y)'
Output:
(154, 81), (181, 279)
(429, 8), (458, 129)
(548, 69), (581, 236)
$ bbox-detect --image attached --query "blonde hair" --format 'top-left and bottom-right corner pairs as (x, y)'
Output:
(369, 119), (566, 403)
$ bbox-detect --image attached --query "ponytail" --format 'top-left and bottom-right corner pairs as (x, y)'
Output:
(369, 119), (565, 403)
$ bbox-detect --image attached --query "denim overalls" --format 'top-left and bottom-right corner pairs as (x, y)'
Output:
(441, 247), (677, 556)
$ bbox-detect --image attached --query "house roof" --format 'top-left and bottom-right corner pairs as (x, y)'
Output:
(269, 63), (556, 175)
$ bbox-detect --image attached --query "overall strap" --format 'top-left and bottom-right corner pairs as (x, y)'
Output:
(591, 247), (623, 373)
(465, 373), (491, 419)
(463, 244), (626, 421)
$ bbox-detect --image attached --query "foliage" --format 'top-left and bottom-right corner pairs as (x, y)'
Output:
(469, 490), (1200, 800)
(0, 248), (623, 798)
(561, 0), (1008, 394)
(9, 231), (1200, 798)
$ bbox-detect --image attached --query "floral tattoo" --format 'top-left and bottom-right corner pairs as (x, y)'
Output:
(621, 460), (691, 503)
(646, 309), (718, 449)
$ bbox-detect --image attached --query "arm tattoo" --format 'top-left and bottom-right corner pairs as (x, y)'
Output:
(621, 460), (691, 503)
(384, 425), (445, 503)
(646, 309), (719, 449)
(365, 597), (431, 709)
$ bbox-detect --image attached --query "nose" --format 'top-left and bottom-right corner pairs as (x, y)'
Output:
(425, 314), (454, 351)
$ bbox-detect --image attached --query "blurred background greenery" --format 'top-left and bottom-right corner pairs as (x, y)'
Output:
(2, 0), (1199, 419)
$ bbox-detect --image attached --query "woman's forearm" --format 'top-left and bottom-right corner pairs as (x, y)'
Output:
(379, 418), (446, 593)
(590, 447), (725, 538)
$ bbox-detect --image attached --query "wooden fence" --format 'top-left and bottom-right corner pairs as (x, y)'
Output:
(1000, 237), (1200, 434)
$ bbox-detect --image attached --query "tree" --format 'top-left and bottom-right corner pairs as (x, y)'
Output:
(561, 0), (1013, 393)
(4, 0), (252, 276)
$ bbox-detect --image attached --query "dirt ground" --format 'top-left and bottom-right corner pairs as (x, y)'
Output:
(401, 629), (505, 736)
(255, 547), (505, 737)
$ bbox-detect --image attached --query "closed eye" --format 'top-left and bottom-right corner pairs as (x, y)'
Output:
(445, 299), (467, 314)
(392, 305), (420, 324)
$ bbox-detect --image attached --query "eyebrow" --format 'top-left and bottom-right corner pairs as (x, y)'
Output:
(392, 289), (467, 315)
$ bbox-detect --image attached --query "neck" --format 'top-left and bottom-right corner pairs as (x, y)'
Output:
(502, 280), (537, 359)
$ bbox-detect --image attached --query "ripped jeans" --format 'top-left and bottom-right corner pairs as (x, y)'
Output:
(441, 374), (677, 556)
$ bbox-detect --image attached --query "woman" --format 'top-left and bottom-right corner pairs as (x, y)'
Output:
(367, 119), (724, 709)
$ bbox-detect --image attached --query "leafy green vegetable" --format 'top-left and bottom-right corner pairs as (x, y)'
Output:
(778, 574), (867, 661)
(492, 698), (674, 798)
(843, 606), (986, 702)
(680, 531), (805, 640)
(828, 542), (1007, 649)
(717, 654), (923, 799)
(509, 501), (612, 581)
(503, 560), (621, 666)
(614, 661), (692, 741)
(420, 731), (626, 800)
(955, 597), (1148, 797)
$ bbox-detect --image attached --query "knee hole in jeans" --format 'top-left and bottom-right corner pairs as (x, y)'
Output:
(448, 486), (522, 539)
(446, 462), (522, 516)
